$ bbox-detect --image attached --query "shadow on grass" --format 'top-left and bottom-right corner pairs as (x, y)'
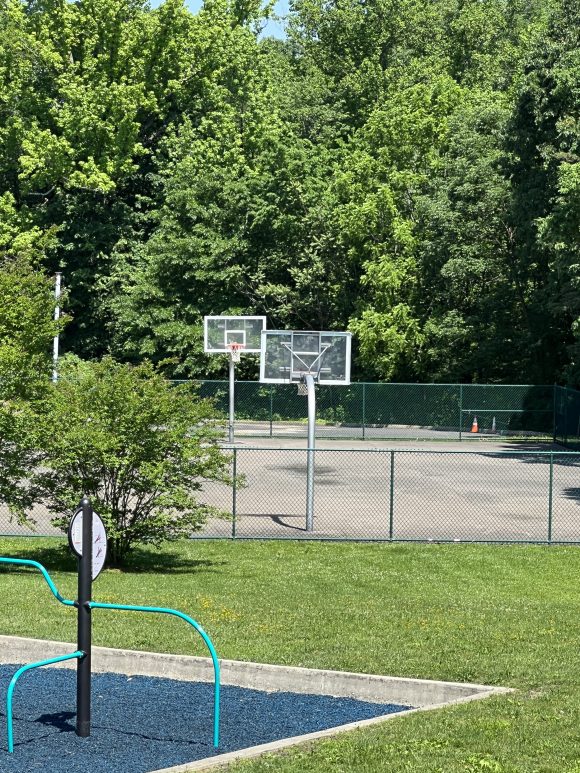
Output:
(0, 542), (76, 573)
(0, 542), (226, 576)
(121, 547), (226, 575)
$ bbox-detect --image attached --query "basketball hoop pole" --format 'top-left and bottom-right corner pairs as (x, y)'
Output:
(228, 354), (235, 443)
(304, 374), (316, 532)
(260, 329), (352, 532)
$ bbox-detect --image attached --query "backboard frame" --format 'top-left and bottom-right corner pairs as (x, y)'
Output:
(204, 316), (267, 354)
(259, 330), (352, 386)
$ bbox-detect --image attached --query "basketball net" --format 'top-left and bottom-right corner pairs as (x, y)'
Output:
(228, 342), (244, 363)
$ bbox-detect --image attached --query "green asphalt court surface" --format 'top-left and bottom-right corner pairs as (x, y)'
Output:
(1, 538), (580, 771)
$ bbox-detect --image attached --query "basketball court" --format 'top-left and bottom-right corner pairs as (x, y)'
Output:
(2, 317), (578, 544)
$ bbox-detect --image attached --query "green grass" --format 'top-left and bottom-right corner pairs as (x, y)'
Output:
(1, 538), (580, 771)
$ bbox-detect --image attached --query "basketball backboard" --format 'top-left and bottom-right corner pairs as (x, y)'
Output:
(260, 330), (352, 385)
(204, 316), (266, 354)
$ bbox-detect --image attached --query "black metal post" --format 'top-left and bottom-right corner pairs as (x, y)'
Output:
(76, 496), (92, 737)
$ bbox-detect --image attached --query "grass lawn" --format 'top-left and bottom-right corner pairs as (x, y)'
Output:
(1, 538), (579, 772)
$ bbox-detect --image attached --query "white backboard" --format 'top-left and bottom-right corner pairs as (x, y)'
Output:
(204, 316), (267, 354)
(260, 330), (352, 385)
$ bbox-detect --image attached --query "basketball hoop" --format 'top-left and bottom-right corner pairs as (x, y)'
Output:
(297, 380), (308, 396)
(228, 342), (245, 363)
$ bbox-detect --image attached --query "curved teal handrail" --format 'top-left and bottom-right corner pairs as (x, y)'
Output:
(0, 557), (221, 750)
(7, 651), (84, 752)
(88, 601), (220, 748)
(0, 557), (75, 607)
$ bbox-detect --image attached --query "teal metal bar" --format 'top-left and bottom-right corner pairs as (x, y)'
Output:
(0, 557), (75, 607)
(548, 452), (554, 543)
(6, 651), (84, 752)
(88, 601), (220, 748)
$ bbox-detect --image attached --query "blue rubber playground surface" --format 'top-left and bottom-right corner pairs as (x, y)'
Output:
(0, 665), (411, 772)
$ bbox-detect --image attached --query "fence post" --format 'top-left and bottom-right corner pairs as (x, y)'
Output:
(269, 387), (273, 438)
(362, 383), (366, 441)
(389, 451), (395, 540)
(552, 384), (557, 444)
(547, 451), (553, 544)
(564, 387), (568, 446)
(458, 384), (463, 442)
(232, 448), (237, 538)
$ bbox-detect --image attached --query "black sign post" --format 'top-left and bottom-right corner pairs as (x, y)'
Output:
(76, 496), (92, 737)
(67, 495), (108, 739)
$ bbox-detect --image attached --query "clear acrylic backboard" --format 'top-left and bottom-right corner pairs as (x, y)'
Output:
(204, 316), (266, 354)
(260, 330), (352, 385)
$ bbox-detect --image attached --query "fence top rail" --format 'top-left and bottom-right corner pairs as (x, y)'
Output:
(461, 409), (553, 413)
(175, 379), (556, 388)
(223, 446), (580, 456)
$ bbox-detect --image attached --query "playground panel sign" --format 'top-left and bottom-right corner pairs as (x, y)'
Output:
(68, 508), (107, 580)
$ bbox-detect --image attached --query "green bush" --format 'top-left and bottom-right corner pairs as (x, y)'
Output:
(33, 356), (230, 564)
(0, 256), (63, 522)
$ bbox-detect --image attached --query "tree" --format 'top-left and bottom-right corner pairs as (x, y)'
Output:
(513, 0), (580, 384)
(346, 75), (463, 380)
(32, 356), (231, 564)
(0, 230), (64, 520)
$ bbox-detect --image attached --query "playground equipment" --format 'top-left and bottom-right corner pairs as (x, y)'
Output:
(0, 497), (220, 754)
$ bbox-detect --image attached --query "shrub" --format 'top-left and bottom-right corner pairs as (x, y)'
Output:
(33, 356), (230, 564)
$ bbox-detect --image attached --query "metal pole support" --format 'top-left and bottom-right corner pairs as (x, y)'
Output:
(232, 448), (237, 538)
(52, 272), (62, 383)
(459, 384), (463, 442)
(228, 357), (235, 444)
(305, 374), (316, 532)
(76, 496), (93, 737)
(548, 452), (554, 544)
(389, 451), (395, 539)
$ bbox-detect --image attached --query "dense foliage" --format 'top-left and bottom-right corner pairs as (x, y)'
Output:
(0, 250), (62, 521)
(32, 356), (231, 563)
(1, 0), (579, 384)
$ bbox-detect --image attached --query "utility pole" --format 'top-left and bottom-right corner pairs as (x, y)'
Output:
(52, 272), (62, 383)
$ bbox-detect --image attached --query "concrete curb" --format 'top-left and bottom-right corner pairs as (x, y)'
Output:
(0, 635), (512, 773)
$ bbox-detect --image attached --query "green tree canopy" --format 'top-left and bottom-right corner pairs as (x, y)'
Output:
(3, 0), (580, 386)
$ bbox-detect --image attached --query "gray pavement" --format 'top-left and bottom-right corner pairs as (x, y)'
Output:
(229, 420), (543, 442)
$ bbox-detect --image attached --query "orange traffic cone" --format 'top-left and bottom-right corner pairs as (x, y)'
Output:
(471, 416), (478, 433)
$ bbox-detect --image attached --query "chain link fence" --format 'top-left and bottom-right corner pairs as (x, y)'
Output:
(554, 385), (580, 447)
(197, 447), (580, 543)
(3, 382), (580, 543)
(190, 381), (557, 441)
(4, 448), (578, 544)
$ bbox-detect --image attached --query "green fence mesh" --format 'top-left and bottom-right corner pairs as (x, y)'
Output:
(7, 448), (580, 544)
(4, 381), (580, 543)
(188, 381), (558, 441)
(554, 386), (580, 447)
